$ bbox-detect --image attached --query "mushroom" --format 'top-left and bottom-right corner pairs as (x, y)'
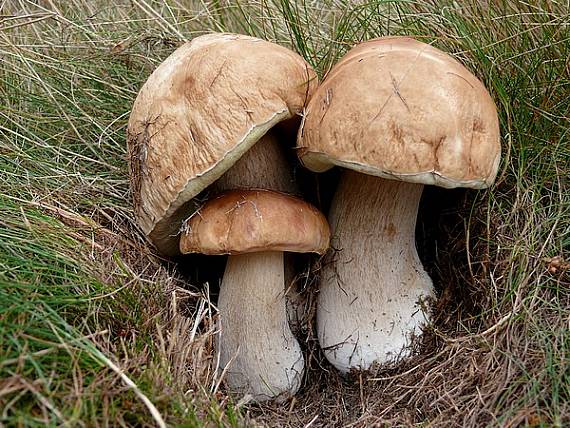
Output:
(127, 32), (317, 256)
(297, 37), (501, 372)
(180, 189), (330, 401)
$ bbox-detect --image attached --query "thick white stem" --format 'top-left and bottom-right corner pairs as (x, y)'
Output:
(218, 251), (304, 401)
(317, 171), (434, 373)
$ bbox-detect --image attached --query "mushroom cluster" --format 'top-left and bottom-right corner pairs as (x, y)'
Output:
(297, 37), (501, 372)
(127, 33), (318, 256)
(180, 189), (329, 399)
(128, 33), (500, 401)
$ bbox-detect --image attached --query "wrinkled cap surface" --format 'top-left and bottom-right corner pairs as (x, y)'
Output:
(179, 189), (330, 255)
(297, 36), (501, 189)
(128, 33), (318, 255)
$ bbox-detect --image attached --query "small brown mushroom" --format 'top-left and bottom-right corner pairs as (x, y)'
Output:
(297, 37), (501, 372)
(180, 189), (330, 401)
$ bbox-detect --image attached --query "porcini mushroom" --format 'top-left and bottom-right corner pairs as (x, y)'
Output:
(180, 189), (330, 401)
(127, 33), (317, 256)
(297, 37), (501, 372)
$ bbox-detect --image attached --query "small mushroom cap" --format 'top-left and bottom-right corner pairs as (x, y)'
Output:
(128, 33), (318, 255)
(298, 37), (501, 189)
(180, 189), (330, 255)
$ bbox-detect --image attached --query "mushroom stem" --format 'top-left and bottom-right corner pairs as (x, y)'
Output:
(318, 170), (434, 373)
(219, 251), (304, 401)
(213, 132), (297, 195)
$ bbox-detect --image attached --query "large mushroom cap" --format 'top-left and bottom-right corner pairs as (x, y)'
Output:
(179, 189), (330, 255)
(128, 33), (318, 255)
(298, 36), (501, 189)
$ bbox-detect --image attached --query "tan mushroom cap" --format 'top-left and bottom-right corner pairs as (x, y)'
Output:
(180, 189), (330, 255)
(128, 33), (318, 255)
(298, 36), (501, 189)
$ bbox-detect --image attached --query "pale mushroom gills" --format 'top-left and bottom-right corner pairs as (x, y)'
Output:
(297, 37), (501, 373)
(180, 189), (330, 401)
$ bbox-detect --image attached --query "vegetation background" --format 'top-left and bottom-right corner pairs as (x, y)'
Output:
(1, 0), (568, 426)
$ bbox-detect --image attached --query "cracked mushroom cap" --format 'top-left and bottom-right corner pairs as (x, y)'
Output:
(297, 36), (501, 189)
(179, 189), (330, 255)
(128, 33), (318, 255)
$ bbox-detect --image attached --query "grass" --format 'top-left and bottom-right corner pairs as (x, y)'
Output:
(1, 0), (568, 426)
